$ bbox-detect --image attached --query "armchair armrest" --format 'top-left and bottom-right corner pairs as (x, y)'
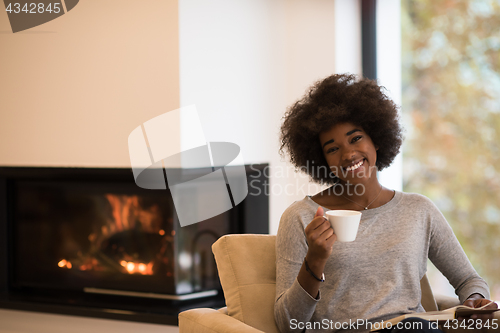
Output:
(434, 294), (461, 311)
(179, 308), (265, 333)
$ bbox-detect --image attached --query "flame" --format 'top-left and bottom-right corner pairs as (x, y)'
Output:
(59, 194), (171, 276)
(105, 194), (138, 231)
(126, 262), (135, 273)
(57, 259), (72, 269)
(104, 194), (162, 233)
(119, 261), (154, 275)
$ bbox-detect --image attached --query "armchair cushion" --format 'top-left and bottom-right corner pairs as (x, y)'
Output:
(179, 308), (264, 333)
(212, 234), (279, 333)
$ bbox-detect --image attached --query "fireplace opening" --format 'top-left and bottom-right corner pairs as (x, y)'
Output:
(0, 166), (269, 324)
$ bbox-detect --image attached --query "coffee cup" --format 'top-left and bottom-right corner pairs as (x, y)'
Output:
(324, 210), (362, 242)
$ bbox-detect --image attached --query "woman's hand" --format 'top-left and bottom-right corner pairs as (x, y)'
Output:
(458, 294), (498, 321)
(297, 206), (337, 299)
(304, 206), (337, 263)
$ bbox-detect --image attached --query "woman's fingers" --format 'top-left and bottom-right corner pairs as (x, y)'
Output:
(307, 219), (334, 247)
(305, 213), (328, 234)
(479, 299), (498, 309)
(304, 206), (336, 260)
(472, 299), (497, 320)
(306, 217), (331, 240)
(460, 299), (498, 321)
(314, 206), (324, 218)
(325, 229), (337, 243)
(463, 300), (474, 308)
(467, 298), (498, 309)
(305, 207), (326, 230)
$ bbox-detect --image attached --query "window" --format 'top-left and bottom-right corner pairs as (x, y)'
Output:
(401, 0), (500, 300)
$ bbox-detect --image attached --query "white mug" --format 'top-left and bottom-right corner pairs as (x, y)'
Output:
(324, 210), (362, 242)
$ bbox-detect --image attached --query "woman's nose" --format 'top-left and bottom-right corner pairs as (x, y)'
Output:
(341, 148), (356, 161)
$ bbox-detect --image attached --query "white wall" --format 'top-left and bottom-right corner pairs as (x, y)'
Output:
(179, 0), (281, 165)
(376, 0), (403, 191)
(0, 0), (180, 168)
(334, 0), (362, 76)
(179, 0), (337, 234)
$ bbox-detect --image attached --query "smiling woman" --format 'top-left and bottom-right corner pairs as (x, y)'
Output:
(279, 73), (403, 186)
(274, 73), (497, 333)
(319, 123), (378, 184)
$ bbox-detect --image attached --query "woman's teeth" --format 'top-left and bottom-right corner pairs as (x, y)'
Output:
(346, 160), (363, 171)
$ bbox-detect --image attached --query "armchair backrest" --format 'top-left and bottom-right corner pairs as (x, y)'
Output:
(212, 234), (438, 333)
(212, 234), (279, 333)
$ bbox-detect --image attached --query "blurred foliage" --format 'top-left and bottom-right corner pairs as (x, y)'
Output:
(401, 0), (500, 297)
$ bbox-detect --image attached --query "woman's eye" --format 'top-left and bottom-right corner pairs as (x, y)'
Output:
(352, 136), (362, 143)
(326, 147), (338, 154)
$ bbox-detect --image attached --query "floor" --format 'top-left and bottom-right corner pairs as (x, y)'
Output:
(0, 309), (179, 333)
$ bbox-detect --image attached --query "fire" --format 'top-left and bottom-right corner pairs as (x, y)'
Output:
(120, 260), (154, 275)
(104, 194), (162, 233)
(58, 258), (153, 275)
(57, 259), (72, 269)
(57, 194), (172, 277)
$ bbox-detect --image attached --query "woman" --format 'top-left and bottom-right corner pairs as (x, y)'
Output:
(275, 74), (497, 333)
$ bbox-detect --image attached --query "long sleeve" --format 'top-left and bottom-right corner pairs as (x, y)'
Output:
(274, 202), (320, 333)
(273, 193), (492, 333)
(426, 198), (490, 303)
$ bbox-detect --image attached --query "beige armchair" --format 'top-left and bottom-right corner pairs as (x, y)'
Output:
(179, 234), (496, 333)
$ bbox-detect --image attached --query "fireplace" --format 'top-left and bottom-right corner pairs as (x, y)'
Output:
(0, 165), (268, 324)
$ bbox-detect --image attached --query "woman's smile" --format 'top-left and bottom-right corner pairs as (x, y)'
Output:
(319, 122), (378, 184)
(343, 158), (365, 172)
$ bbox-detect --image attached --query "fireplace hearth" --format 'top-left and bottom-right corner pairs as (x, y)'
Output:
(0, 165), (269, 325)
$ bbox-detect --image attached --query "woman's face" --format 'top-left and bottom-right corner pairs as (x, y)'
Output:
(319, 122), (378, 184)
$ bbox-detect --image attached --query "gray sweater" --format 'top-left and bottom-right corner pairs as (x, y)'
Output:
(274, 191), (490, 333)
